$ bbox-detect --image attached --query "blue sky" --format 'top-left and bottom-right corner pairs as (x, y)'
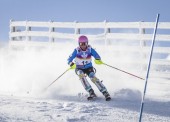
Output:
(0, 0), (170, 42)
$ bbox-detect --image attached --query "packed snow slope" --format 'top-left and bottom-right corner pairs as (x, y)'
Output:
(0, 42), (170, 122)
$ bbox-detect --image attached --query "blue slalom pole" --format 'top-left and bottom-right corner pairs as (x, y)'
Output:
(139, 14), (160, 122)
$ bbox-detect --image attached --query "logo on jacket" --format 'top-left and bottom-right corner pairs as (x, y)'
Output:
(82, 52), (88, 58)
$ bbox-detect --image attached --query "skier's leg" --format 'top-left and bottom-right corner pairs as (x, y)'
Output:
(89, 72), (106, 93)
(89, 72), (111, 98)
(77, 69), (96, 97)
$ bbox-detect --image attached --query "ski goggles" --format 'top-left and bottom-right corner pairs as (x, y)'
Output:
(79, 42), (88, 46)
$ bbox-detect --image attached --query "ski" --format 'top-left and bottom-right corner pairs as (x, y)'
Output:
(87, 96), (111, 101)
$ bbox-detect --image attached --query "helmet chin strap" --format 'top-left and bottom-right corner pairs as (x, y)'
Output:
(80, 45), (87, 51)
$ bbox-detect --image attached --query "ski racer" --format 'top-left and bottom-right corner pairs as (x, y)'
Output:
(67, 35), (111, 101)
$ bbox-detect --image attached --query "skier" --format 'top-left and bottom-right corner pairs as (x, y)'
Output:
(67, 35), (111, 101)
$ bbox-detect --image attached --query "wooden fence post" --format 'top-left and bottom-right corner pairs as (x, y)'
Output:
(74, 21), (80, 41)
(49, 20), (55, 42)
(104, 20), (110, 45)
(139, 21), (146, 70)
(75, 21), (80, 34)
(10, 19), (16, 41)
(26, 20), (31, 41)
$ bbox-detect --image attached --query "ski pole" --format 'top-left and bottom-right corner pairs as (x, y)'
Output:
(102, 62), (145, 80)
(44, 67), (71, 91)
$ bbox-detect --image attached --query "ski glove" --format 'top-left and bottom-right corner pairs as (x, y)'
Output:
(94, 59), (103, 65)
(70, 62), (76, 69)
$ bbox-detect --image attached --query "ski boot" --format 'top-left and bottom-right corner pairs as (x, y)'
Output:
(87, 89), (97, 100)
(103, 91), (111, 101)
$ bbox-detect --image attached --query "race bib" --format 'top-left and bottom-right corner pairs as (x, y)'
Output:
(75, 58), (92, 65)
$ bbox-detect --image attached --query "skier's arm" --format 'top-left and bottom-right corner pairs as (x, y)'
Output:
(91, 48), (103, 65)
(91, 48), (101, 60)
(67, 49), (77, 65)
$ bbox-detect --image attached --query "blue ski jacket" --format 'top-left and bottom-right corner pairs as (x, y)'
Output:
(67, 45), (101, 69)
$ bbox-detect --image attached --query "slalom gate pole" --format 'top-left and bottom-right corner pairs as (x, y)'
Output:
(102, 63), (145, 80)
(139, 14), (160, 122)
(44, 68), (71, 91)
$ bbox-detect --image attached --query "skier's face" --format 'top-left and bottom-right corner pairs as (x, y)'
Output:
(79, 42), (88, 50)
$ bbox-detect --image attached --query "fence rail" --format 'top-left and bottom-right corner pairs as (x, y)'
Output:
(9, 20), (170, 79)
(10, 21), (170, 28)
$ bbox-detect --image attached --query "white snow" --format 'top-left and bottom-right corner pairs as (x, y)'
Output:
(0, 42), (170, 122)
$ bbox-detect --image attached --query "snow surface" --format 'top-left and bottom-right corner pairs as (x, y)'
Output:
(0, 42), (170, 122)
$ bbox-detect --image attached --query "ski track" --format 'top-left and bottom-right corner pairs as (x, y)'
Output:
(0, 94), (170, 122)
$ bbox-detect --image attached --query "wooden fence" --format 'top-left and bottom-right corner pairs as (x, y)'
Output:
(9, 20), (170, 80)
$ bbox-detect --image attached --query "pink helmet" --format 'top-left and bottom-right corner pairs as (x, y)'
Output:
(78, 35), (88, 43)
